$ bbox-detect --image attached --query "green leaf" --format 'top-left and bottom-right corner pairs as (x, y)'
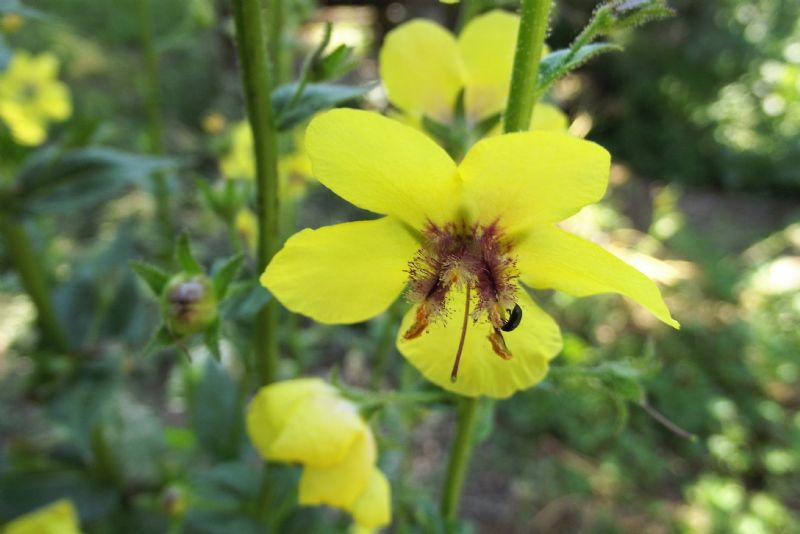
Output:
(130, 260), (170, 296)
(0, 35), (9, 71)
(272, 83), (373, 131)
(314, 44), (357, 81)
(204, 320), (222, 361)
(175, 233), (203, 274)
(605, 0), (674, 31)
(219, 280), (270, 320)
(538, 43), (622, 95)
(190, 359), (243, 461)
(211, 254), (244, 300)
(12, 147), (173, 216)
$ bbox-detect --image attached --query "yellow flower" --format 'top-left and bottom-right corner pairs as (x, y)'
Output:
(235, 208), (258, 254)
(220, 120), (314, 200)
(379, 11), (566, 131)
(201, 111), (226, 135)
(261, 110), (679, 399)
(1, 13), (24, 33)
(0, 51), (72, 146)
(247, 378), (391, 530)
(4, 500), (82, 534)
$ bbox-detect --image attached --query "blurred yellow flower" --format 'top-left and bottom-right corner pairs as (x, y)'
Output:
(0, 51), (72, 146)
(247, 378), (391, 530)
(201, 111), (226, 135)
(380, 10), (565, 131)
(220, 120), (314, 200)
(4, 500), (82, 534)
(261, 110), (678, 398)
(235, 207), (258, 254)
(1, 13), (24, 33)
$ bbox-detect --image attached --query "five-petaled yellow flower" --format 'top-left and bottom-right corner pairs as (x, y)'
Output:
(247, 378), (391, 530)
(261, 109), (679, 399)
(380, 10), (567, 132)
(4, 499), (82, 534)
(0, 51), (72, 146)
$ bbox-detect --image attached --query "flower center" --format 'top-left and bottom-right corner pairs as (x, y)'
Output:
(403, 221), (521, 381)
(18, 81), (38, 102)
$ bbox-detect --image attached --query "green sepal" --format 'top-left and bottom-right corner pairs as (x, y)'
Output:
(471, 112), (503, 140)
(538, 43), (622, 95)
(272, 82), (373, 131)
(211, 254), (244, 301)
(142, 323), (174, 357)
(130, 260), (170, 296)
(175, 233), (203, 275)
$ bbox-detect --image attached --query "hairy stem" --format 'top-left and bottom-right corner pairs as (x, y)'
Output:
(504, 0), (553, 133)
(231, 0), (281, 386)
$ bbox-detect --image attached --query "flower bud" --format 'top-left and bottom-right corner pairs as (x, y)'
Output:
(161, 273), (218, 337)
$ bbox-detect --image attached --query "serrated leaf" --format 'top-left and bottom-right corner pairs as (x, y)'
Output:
(272, 83), (373, 131)
(12, 147), (173, 216)
(211, 254), (244, 300)
(175, 233), (203, 274)
(538, 43), (622, 94)
(130, 260), (170, 296)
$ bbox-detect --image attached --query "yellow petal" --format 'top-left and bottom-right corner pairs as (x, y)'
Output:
(306, 109), (461, 228)
(221, 121), (255, 180)
(270, 393), (367, 467)
(379, 20), (465, 122)
(458, 132), (610, 234)
(530, 103), (568, 132)
(517, 225), (680, 328)
(396, 285), (562, 398)
(298, 430), (376, 508)
(246, 378), (331, 460)
(349, 468), (392, 529)
(0, 103), (47, 146)
(5, 499), (82, 534)
(37, 83), (72, 120)
(458, 10), (519, 120)
(261, 217), (417, 324)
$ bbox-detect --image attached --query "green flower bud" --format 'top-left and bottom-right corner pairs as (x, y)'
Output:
(161, 273), (218, 337)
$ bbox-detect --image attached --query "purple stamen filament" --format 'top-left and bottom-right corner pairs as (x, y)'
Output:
(450, 284), (472, 383)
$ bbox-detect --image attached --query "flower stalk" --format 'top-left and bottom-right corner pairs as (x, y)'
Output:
(0, 212), (70, 353)
(504, 0), (553, 133)
(441, 396), (480, 523)
(134, 0), (172, 241)
(231, 0), (281, 385)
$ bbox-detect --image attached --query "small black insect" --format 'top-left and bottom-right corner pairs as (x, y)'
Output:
(501, 303), (522, 332)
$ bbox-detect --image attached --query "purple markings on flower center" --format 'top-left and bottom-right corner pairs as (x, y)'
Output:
(403, 221), (521, 380)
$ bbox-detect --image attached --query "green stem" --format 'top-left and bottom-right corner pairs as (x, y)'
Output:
(370, 308), (399, 390)
(0, 212), (70, 353)
(503, 0), (553, 133)
(135, 0), (172, 240)
(441, 397), (480, 523)
(231, 0), (281, 386)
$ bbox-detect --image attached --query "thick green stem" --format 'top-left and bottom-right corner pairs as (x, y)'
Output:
(0, 212), (70, 353)
(504, 0), (553, 133)
(441, 397), (480, 523)
(231, 0), (281, 386)
(135, 0), (172, 239)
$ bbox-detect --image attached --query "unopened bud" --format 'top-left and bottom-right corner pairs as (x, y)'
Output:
(161, 273), (218, 337)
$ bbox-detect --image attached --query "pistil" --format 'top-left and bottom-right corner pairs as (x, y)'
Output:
(450, 285), (472, 382)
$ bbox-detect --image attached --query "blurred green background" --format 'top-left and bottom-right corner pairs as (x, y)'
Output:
(0, 0), (798, 532)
